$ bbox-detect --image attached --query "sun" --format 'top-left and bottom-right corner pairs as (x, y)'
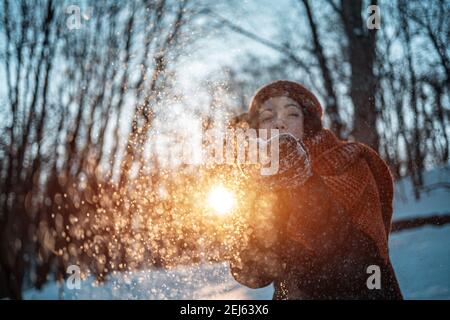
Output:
(207, 185), (236, 216)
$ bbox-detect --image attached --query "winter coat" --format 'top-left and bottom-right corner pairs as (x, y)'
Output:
(230, 129), (403, 299)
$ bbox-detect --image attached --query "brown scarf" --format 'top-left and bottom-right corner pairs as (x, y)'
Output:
(303, 129), (394, 263)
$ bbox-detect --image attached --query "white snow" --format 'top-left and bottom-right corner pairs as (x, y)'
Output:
(393, 165), (450, 219)
(390, 225), (450, 299)
(23, 262), (273, 300)
(24, 166), (450, 300)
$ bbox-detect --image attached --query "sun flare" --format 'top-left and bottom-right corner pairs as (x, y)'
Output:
(207, 185), (236, 216)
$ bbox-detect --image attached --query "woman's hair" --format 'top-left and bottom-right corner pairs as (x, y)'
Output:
(295, 103), (323, 138)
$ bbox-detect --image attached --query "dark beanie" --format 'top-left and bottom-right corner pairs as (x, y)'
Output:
(248, 80), (323, 127)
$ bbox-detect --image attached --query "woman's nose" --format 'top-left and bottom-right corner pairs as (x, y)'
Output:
(274, 119), (286, 130)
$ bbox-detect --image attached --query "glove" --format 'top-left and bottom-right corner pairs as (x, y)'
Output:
(260, 133), (312, 190)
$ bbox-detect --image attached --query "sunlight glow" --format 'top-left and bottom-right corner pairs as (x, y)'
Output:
(207, 185), (236, 216)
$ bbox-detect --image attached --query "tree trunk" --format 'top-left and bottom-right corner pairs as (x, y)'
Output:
(341, 0), (379, 151)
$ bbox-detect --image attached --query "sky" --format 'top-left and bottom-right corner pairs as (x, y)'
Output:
(175, 0), (292, 97)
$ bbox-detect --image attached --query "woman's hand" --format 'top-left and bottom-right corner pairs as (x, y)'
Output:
(231, 193), (285, 283)
(260, 134), (312, 190)
(230, 228), (284, 285)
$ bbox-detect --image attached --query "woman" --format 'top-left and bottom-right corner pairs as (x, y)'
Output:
(229, 80), (403, 299)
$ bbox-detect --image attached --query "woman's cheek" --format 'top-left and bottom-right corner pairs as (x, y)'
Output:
(286, 119), (304, 139)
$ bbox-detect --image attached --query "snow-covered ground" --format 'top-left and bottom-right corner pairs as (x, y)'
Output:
(393, 165), (450, 220)
(24, 166), (450, 300)
(389, 165), (450, 299)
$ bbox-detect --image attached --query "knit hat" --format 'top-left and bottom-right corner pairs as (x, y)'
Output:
(248, 80), (323, 127)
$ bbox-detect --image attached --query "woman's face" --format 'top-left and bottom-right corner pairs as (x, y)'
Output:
(258, 96), (304, 140)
